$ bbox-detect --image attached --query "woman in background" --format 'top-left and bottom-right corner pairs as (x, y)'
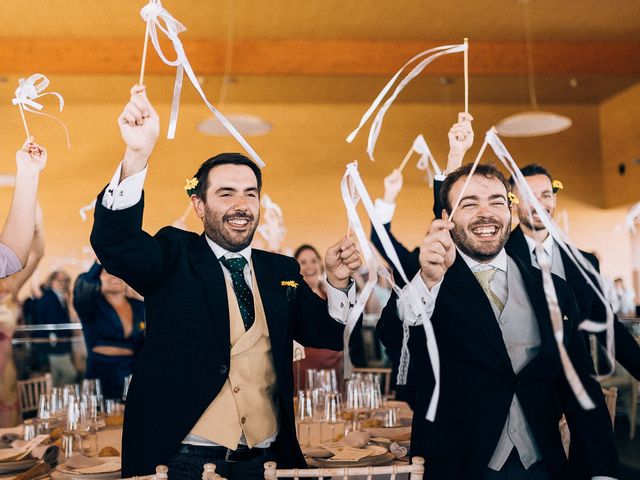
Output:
(0, 210), (44, 426)
(73, 262), (145, 400)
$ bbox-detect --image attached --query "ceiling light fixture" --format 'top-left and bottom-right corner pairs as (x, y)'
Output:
(197, 0), (271, 138)
(496, 0), (572, 137)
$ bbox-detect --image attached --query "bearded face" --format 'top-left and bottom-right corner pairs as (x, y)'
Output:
(447, 175), (512, 262)
(514, 174), (556, 232)
(194, 164), (260, 252)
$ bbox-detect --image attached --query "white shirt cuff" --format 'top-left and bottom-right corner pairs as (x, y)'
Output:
(101, 163), (148, 211)
(434, 174), (446, 181)
(374, 198), (396, 225)
(592, 477), (617, 480)
(397, 272), (441, 326)
(325, 281), (356, 324)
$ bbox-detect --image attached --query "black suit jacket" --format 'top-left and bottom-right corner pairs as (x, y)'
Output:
(376, 254), (619, 479)
(507, 225), (640, 380)
(34, 288), (72, 354)
(90, 192), (345, 477)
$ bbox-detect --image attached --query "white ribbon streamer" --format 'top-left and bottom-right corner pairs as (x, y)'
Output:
(626, 202), (640, 234)
(341, 162), (440, 420)
(12, 74), (71, 148)
(346, 44), (467, 161)
(140, 0), (265, 168)
(256, 194), (286, 251)
(485, 130), (615, 380)
(449, 128), (614, 409)
(79, 199), (97, 222)
(413, 134), (441, 187)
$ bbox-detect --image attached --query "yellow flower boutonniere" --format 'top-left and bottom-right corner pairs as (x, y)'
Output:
(552, 180), (563, 193)
(508, 192), (519, 205)
(184, 177), (199, 196)
(138, 321), (146, 331)
(281, 280), (298, 288)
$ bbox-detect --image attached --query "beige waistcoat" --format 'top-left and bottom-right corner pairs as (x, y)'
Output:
(189, 266), (279, 449)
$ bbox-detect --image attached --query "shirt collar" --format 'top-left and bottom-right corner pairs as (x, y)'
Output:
(523, 233), (554, 259)
(205, 235), (252, 263)
(457, 247), (508, 273)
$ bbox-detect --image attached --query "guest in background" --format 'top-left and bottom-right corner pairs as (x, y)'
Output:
(73, 262), (145, 400)
(0, 209), (44, 426)
(33, 269), (76, 386)
(613, 277), (636, 316)
(292, 245), (343, 390)
(0, 138), (47, 279)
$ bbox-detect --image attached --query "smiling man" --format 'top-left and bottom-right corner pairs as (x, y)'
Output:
(90, 85), (362, 480)
(376, 164), (619, 480)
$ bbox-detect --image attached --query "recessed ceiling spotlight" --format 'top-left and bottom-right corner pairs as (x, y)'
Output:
(569, 78), (578, 88)
(438, 76), (453, 86)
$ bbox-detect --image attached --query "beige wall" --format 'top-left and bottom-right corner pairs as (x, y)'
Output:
(0, 99), (636, 292)
(600, 82), (640, 209)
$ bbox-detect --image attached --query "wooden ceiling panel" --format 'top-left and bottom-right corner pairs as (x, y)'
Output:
(1, 0), (639, 42)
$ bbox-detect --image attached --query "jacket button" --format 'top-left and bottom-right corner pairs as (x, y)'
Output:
(219, 365), (228, 375)
(233, 386), (240, 393)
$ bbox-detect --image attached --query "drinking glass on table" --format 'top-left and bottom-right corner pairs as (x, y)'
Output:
(62, 396), (85, 459)
(296, 390), (313, 422)
(324, 392), (342, 423)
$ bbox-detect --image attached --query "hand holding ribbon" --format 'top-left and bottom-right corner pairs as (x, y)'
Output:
(139, 0), (265, 167)
(12, 74), (70, 148)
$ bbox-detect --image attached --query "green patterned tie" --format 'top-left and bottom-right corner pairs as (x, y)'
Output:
(473, 268), (505, 312)
(220, 256), (255, 330)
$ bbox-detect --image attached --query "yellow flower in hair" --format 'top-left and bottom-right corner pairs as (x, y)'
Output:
(184, 177), (199, 191)
(280, 280), (298, 288)
(508, 192), (519, 205)
(552, 180), (564, 193)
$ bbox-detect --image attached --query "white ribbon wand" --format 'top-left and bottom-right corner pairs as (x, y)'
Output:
(79, 199), (97, 222)
(341, 162), (441, 420)
(139, 0), (265, 168)
(398, 134), (442, 187)
(12, 74), (71, 148)
(346, 43), (467, 161)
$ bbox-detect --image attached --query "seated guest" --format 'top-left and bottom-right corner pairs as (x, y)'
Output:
(292, 245), (343, 390)
(34, 269), (76, 386)
(613, 277), (635, 316)
(0, 209), (44, 426)
(73, 262), (145, 400)
(0, 139), (47, 279)
(377, 164), (619, 479)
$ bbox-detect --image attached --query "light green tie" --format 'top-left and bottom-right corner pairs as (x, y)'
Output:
(473, 268), (505, 312)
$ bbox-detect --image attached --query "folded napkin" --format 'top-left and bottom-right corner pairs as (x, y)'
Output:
(60, 455), (121, 474)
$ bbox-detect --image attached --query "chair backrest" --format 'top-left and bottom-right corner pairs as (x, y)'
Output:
(352, 367), (393, 399)
(264, 457), (424, 480)
(602, 386), (618, 425)
(17, 373), (52, 417)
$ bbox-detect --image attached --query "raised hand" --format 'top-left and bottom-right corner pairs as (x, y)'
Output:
(419, 212), (456, 289)
(383, 168), (403, 203)
(325, 236), (362, 289)
(118, 85), (160, 177)
(446, 112), (474, 173)
(16, 138), (47, 174)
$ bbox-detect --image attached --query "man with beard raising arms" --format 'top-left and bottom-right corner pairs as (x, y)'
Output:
(376, 164), (618, 479)
(90, 85), (362, 480)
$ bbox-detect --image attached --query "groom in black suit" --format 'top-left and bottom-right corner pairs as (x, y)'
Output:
(90, 86), (362, 480)
(376, 164), (618, 479)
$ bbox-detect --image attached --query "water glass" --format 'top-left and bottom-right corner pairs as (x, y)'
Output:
(296, 390), (313, 421)
(324, 392), (342, 423)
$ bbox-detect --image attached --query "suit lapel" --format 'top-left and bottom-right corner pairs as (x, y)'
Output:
(188, 234), (231, 359)
(251, 252), (289, 374)
(505, 225), (532, 267)
(443, 256), (512, 369)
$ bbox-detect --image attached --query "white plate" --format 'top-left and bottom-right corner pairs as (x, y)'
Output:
(0, 458), (38, 474)
(51, 471), (121, 480)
